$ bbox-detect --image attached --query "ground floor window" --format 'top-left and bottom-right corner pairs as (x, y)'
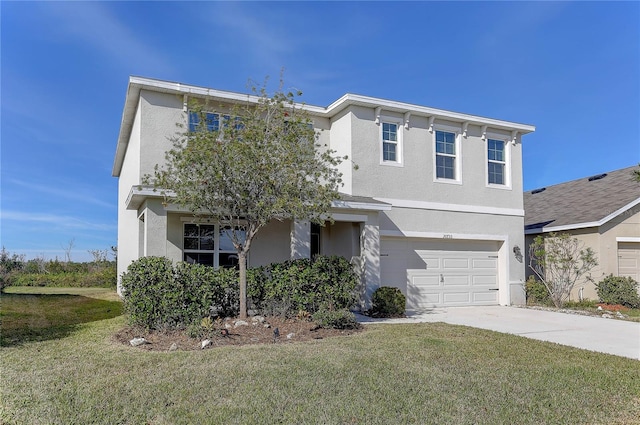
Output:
(183, 223), (244, 268)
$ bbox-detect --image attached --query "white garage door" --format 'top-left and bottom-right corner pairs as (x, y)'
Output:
(618, 242), (640, 282)
(380, 238), (501, 309)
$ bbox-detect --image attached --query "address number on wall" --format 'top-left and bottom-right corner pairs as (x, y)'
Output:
(443, 234), (453, 239)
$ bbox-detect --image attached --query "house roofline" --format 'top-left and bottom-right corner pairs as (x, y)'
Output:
(525, 197), (640, 235)
(113, 76), (536, 177)
(125, 186), (392, 212)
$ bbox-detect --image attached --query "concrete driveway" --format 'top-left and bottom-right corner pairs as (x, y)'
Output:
(356, 306), (640, 360)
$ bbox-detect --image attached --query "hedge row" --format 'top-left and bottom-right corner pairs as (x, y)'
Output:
(121, 256), (360, 329)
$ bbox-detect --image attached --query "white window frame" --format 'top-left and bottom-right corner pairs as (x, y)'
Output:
(182, 220), (244, 268)
(379, 117), (403, 167)
(485, 135), (511, 189)
(432, 125), (462, 184)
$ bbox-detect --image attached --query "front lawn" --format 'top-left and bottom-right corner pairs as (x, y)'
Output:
(1, 288), (639, 424)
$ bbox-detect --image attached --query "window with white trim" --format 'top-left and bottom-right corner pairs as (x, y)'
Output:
(380, 119), (403, 165)
(435, 130), (457, 180)
(188, 111), (238, 133)
(183, 223), (244, 268)
(487, 139), (506, 185)
(382, 122), (398, 162)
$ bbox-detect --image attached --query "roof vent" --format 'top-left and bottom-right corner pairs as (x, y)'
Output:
(531, 188), (546, 194)
(588, 173), (607, 181)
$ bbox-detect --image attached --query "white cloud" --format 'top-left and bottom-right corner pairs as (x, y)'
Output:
(1, 210), (115, 232)
(9, 179), (115, 209)
(39, 2), (174, 75)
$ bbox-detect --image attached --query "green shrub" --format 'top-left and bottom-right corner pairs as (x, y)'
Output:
(174, 262), (238, 319)
(369, 286), (405, 317)
(312, 306), (360, 330)
(595, 275), (640, 308)
(525, 275), (551, 306)
(0, 248), (24, 291)
(121, 257), (176, 329)
(122, 255), (360, 328)
(564, 299), (598, 309)
(249, 256), (359, 317)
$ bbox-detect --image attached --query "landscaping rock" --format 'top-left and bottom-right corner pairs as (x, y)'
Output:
(169, 343), (178, 351)
(602, 313), (613, 319)
(251, 315), (266, 324)
(234, 320), (249, 328)
(263, 323), (271, 328)
(286, 333), (295, 340)
(201, 339), (211, 349)
(224, 323), (232, 329)
(597, 306), (603, 311)
(130, 337), (148, 347)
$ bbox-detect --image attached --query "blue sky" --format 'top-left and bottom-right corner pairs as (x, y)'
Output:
(1, 1), (638, 262)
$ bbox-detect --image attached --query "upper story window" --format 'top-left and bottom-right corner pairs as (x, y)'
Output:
(487, 139), (506, 185)
(189, 112), (220, 132)
(435, 130), (458, 180)
(380, 118), (403, 166)
(382, 122), (398, 161)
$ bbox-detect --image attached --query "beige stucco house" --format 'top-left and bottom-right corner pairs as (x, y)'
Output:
(524, 166), (640, 300)
(113, 76), (535, 310)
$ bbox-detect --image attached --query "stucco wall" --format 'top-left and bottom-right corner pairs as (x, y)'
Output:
(116, 101), (142, 294)
(381, 207), (525, 294)
(347, 105), (524, 210)
(525, 207), (640, 302)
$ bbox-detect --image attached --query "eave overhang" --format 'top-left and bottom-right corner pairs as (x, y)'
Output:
(525, 197), (640, 235)
(113, 76), (536, 178)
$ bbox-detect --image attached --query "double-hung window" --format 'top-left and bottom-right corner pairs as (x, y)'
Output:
(382, 122), (398, 162)
(380, 119), (403, 166)
(435, 130), (457, 180)
(183, 223), (245, 268)
(487, 139), (506, 185)
(189, 111), (220, 132)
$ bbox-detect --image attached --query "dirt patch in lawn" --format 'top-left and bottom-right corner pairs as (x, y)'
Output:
(113, 317), (363, 351)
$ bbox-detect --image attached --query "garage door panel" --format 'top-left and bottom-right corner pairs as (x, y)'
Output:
(618, 242), (640, 282)
(473, 258), (498, 269)
(411, 275), (440, 287)
(442, 275), (470, 286)
(383, 237), (501, 308)
(443, 292), (471, 304)
(473, 292), (499, 303)
(472, 275), (498, 286)
(442, 258), (470, 269)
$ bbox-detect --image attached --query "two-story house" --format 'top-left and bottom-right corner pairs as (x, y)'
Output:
(113, 76), (535, 310)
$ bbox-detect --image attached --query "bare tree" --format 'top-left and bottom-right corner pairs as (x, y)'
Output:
(62, 238), (75, 263)
(528, 232), (597, 308)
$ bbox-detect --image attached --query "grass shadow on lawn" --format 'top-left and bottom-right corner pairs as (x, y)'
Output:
(0, 293), (123, 347)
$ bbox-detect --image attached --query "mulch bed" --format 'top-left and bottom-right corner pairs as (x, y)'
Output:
(113, 316), (363, 351)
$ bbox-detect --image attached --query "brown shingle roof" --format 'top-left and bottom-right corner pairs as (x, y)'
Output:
(524, 166), (640, 232)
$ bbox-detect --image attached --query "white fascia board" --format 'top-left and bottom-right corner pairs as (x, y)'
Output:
(525, 197), (640, 235)
(616, 237), (640, 243)
(332, 199), (392, 211)
(129, 76), (327, 114)
(113, 76), (535, 176)
(126, 186), (175, 210)
(375, 197), (524, 217)
(326, 94), (536, 134)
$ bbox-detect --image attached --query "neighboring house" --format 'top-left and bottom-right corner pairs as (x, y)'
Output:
(113, 76), (535, 310)
(524, 166), (640, 300)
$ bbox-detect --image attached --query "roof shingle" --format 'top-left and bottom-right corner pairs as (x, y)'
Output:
(524, 166), (640, 231)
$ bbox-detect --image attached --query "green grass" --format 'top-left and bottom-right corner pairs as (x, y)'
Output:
(2, 288), (640, 424)
(0, 287), (122, 347)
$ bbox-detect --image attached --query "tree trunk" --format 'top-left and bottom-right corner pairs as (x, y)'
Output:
(238, 250), (247, 319)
